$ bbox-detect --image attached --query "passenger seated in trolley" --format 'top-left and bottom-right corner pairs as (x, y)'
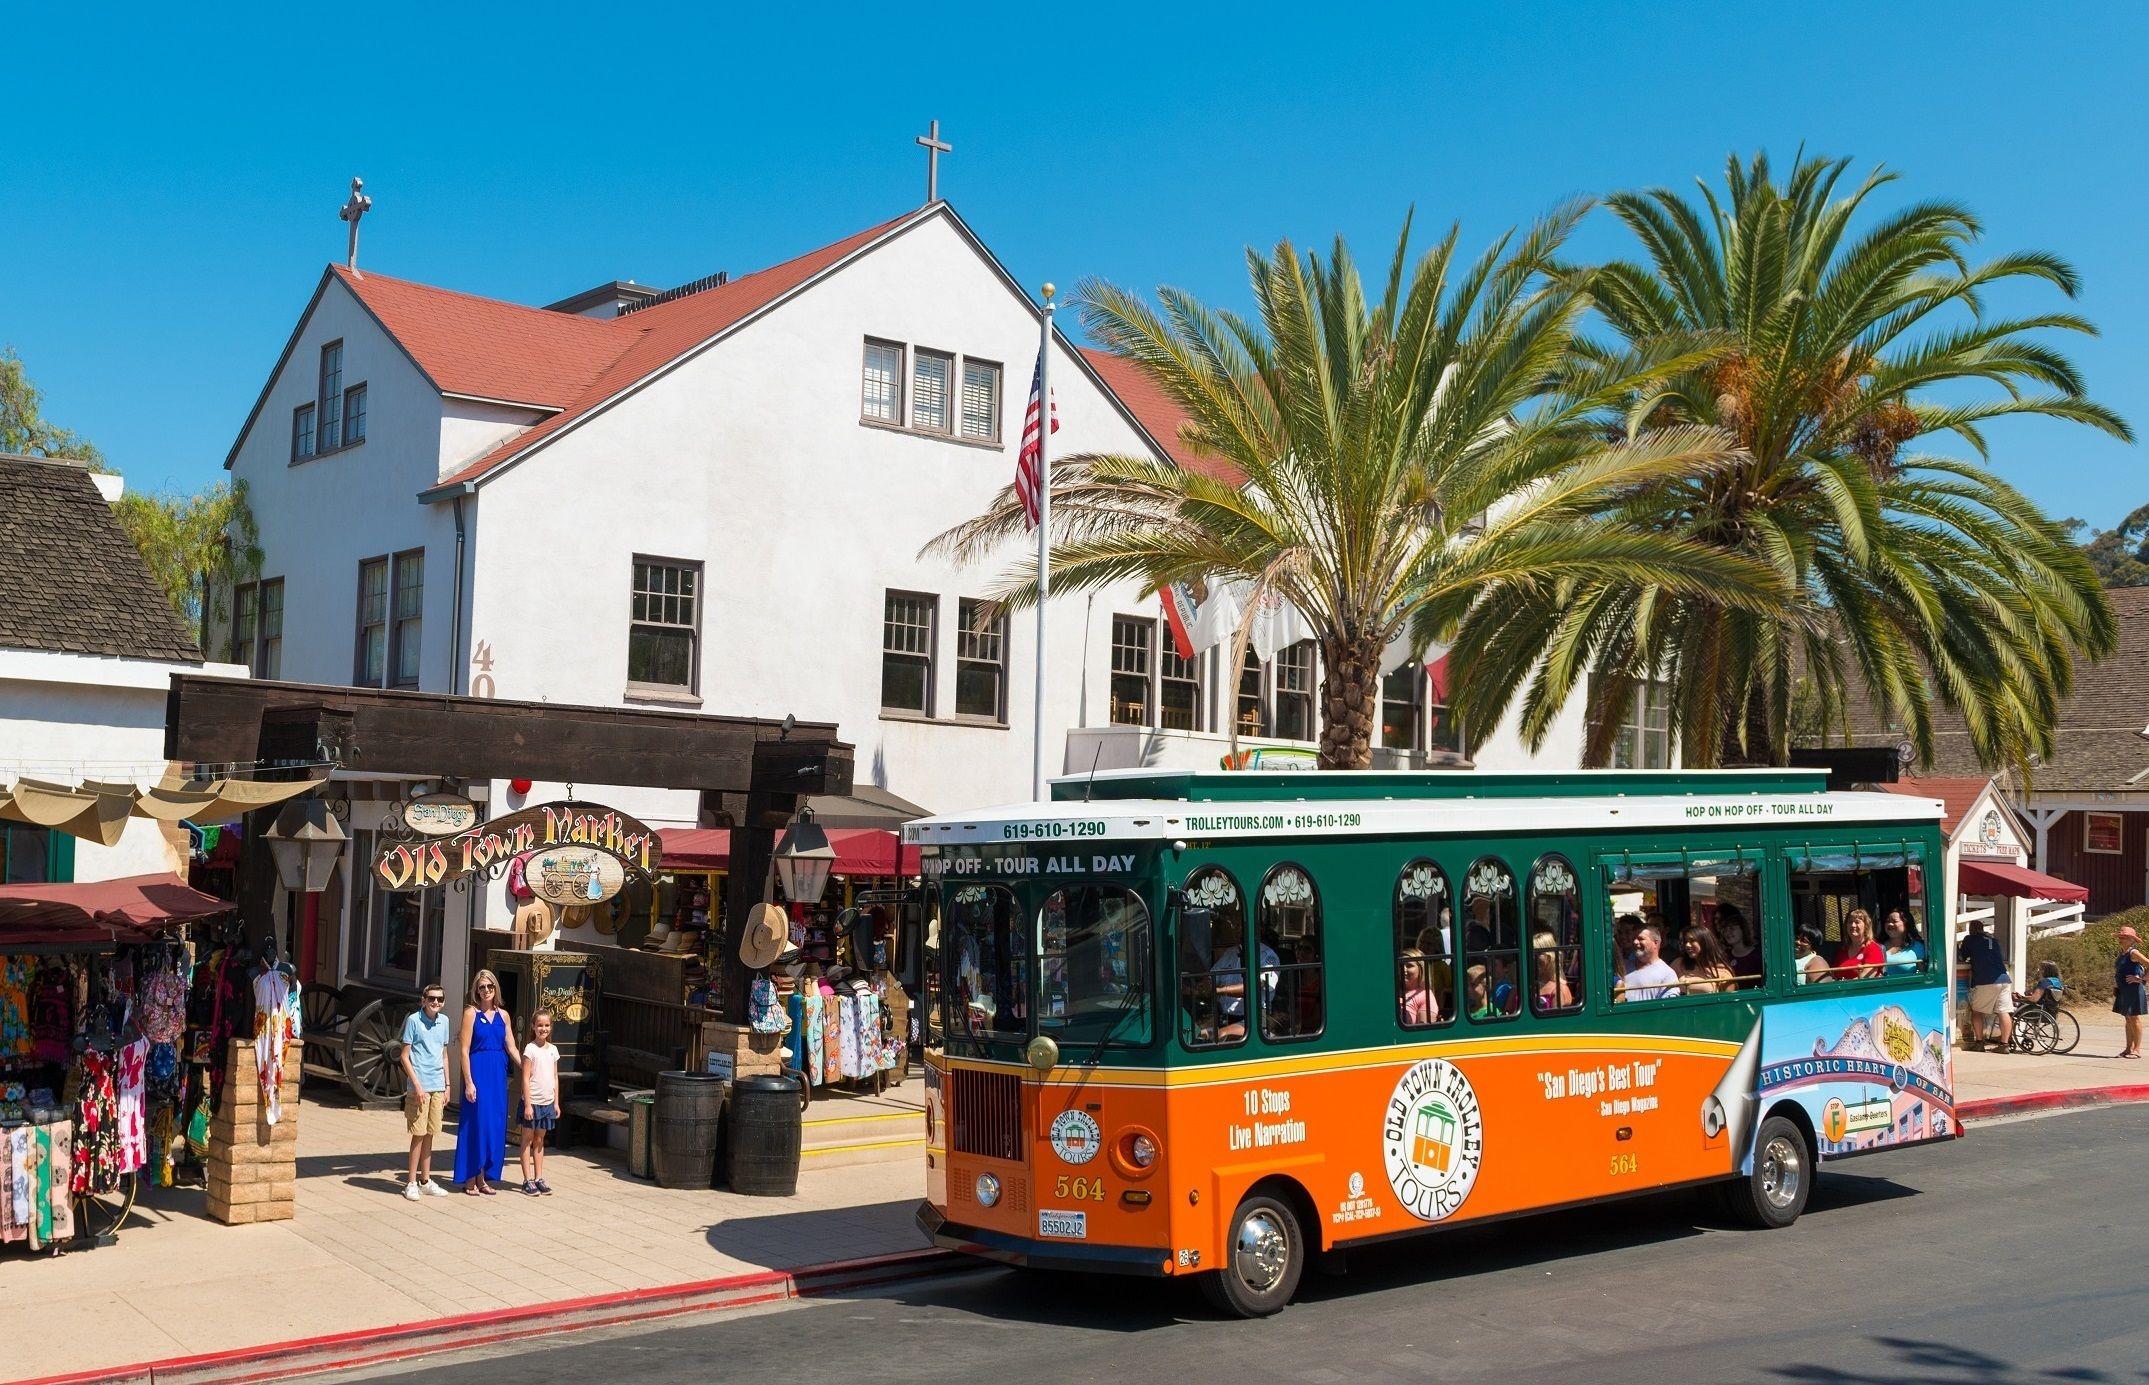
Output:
(1207, 915), (1278, 1042)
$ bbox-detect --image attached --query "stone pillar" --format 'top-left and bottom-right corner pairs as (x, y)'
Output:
(206, 1037), (302, 1225)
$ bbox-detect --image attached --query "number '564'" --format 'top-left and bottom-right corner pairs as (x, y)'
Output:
(1054, 1176), (1106, 1201)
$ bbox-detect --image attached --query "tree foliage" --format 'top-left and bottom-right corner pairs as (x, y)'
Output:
(929, 209), (1783, 767)
(2066, 504), (2149, 587)
(112, 481), (263, 633)
(1453, 152), (2129, 774)
(1, 345), (103, 465)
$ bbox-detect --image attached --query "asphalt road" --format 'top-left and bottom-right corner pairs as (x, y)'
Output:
(336, 1107), (2147, 1385)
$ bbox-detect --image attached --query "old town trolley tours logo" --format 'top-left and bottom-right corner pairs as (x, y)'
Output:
(1382, 1058), (1484, 1222)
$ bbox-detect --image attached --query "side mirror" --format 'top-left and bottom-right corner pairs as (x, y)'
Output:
(1177, 906), (1213, 975)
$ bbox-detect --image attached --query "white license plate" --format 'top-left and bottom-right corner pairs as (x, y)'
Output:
(1038, 1209), (1088, 1239)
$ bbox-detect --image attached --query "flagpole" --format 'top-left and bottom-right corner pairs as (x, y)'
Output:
(1033, 284), (1055, 802)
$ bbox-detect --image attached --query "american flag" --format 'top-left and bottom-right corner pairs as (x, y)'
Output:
(1014, 353), (1059, 530)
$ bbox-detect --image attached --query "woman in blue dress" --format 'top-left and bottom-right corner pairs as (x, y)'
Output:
(2114, 925), (2146, 1060)
(455, 968), (512, 1194)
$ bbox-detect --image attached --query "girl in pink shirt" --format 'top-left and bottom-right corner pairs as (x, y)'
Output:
(519, 1010), (560, 1196)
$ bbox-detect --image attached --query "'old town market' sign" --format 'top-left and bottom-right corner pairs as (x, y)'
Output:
(373, 800), (658, 893)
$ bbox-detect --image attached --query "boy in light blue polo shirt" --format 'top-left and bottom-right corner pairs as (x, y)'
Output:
(399, 982), (454, 1200)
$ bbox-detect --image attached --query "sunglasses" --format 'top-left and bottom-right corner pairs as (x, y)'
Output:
(478, 984), (497, 993)
(423, 995), (445, 1003)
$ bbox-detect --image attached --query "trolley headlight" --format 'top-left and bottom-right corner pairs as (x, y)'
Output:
(974, 1172), (1002, 1208)
(1129, 1133), (1158, 1168)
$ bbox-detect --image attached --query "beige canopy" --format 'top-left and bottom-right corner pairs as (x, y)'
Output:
(0, 770), (326, 846)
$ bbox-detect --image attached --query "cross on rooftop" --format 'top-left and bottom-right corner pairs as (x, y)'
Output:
(339, 177), (373, 276)
(915, 120), (951, 206)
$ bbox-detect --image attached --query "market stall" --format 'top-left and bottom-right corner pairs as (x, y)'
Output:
(0, 874), (240, 1254)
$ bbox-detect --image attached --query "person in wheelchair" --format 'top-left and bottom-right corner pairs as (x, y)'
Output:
(2017, 960), (2063, 1015)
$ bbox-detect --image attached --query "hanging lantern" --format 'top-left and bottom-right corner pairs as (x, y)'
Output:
(772, 807), (836, 906)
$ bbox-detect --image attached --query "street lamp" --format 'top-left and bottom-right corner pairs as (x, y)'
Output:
(263, 797), (346, 893)
(772, 806), (835, 906)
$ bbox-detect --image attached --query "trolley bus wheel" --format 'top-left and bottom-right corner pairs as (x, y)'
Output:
(1200, 1193), (1304, 1318)
(1724, 1115), (1811, 1230)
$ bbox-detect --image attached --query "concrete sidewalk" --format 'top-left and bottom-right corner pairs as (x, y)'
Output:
(7, 1008), (2143, 1383)
(0, 1083), (931, 1383)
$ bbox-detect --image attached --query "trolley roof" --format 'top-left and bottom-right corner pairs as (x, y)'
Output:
(905, 769), (1942, 848)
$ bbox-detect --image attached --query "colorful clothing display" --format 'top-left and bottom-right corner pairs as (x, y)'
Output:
(70, 1049), (121, 1197)
(116, 1038), (150, 1172)
(252, 965), (294, 1126)
(29, 967), (73, 1064)
(1, 958), (33, 1057)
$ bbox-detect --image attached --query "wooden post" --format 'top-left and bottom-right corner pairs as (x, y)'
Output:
(717, 792), (792, 1021)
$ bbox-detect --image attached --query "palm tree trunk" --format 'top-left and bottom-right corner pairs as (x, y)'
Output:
(1318, 633), (1383, 769)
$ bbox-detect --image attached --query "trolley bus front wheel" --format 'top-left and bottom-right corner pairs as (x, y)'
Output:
(1724, 1114), (1812, 1230)
(1200, 1192), (1305, 1318)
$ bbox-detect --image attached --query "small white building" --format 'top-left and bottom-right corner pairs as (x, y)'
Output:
(0, 453), (249, 884)
(216, 201), (1605, 994)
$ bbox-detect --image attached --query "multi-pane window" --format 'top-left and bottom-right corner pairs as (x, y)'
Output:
(1527, 855), (1583, 1015)
(1381, 665), (1422, 751)
(912, 350), (952, 433)
(1275, 641), (1315, 742)
(355, 558), (388, 686)
(1160, 644), (1203, 732)
(862, 339), (904, 423)
(232, 579), (283, 677)
(1462, 856), (1521, 1023)
(1592, 673), (1671, 768)
(1395, 860), (1453, 1029)
(1236, 659), (1266, 736)
(1109, 617), (1152, 726)
(629, 558), (700, 690)
(389, 551), (423, 688)
(955, 599), (1006, 722)
(882, 591), (935, 715)
(960, 360), (1001, 441)
(1258, 864), (1324, 1041)
(232, 584), (258, 669)
(257, 578), (283, 679)
(344, 383), (368, 445)
(291, 404), (316, 461)
(351, 828), (444, 984)
(318, 341), (344, 451)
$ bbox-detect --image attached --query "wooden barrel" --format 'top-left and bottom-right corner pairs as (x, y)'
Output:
(651, 1071), (726, 1189)
(726, 1075), (803, 1196)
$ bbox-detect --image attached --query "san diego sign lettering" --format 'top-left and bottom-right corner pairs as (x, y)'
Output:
(372, 800), (657, 893)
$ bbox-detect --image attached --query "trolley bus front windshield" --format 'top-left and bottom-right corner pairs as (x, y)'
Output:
(941, 879), (1153, 1052)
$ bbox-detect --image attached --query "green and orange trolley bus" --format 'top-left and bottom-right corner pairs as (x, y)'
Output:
(909, 768), (1955, 1315)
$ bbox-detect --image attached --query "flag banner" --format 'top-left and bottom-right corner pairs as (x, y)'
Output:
(1426, 648), (1453, 706)
(1160, 581), (1199, 661)
(1014, 354), (1059, 530)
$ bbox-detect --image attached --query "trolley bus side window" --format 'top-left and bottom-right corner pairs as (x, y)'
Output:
(1789, 843), (1931, 980)
(1180, 866), (1250, 1049)
(1462, 856), (1522, 1023)
(942, 883), (1028, 1042)
(1396, 859), (1454, 1030)
(1527, 854), (1584, 1015)
(1258, 863), (1324, 1042)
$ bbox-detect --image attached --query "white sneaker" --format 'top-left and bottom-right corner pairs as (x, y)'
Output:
(403, 1181), (424, 1201)
(422, 1180), (451, 1197)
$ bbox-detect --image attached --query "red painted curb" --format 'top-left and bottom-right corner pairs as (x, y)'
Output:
(12, 1247), (964, 1385)
(1958, 1083), (2149, 1121)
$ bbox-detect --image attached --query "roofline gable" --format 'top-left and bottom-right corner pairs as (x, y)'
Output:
(416, 202), (1178, 502)
(224, 268), (443, 470)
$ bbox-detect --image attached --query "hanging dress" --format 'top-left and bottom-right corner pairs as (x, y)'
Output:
(800, 987), (826, 1086)
(821, 983), (842, 1081)
(71, 1050), (122, 1196)
(454, 1009), (511, 1185)
(116, 1038), (150, 1172)
(253, 966), (294, 1126)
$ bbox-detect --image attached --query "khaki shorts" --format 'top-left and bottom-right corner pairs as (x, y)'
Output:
(1970, 983), (2012, 1017)
(405, 1089), (446, 1138)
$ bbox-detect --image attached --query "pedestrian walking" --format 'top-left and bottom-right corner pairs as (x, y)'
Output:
(1961, 919), (2012, 1051)
(2114, 926), (2147, 1059)
(398, 981), (454, 1200)
(519, 1009), (560, 1195)
(454, 969), (512, 1195)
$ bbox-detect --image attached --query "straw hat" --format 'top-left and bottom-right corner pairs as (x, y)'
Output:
(739, 901), (789, 970)
(513, 897), (556, 947)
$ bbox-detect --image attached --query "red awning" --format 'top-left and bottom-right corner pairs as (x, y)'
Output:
(1958, 859), (2089, 904)
(657, 828), (914, 877)
(0, 872), (233, 946)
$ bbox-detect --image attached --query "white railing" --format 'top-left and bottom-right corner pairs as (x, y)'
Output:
(2027, 901), (2088, 939)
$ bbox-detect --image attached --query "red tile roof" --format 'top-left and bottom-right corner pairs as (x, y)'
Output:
(422, 212), (915, 491)
(1880, 775), (1999, 837)
(1077, 349), (1243, 484)
(332, 265), (631, 409)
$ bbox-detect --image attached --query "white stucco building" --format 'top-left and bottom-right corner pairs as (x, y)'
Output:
(0, 453), (249, 884)
(217, 201), (1608, 991)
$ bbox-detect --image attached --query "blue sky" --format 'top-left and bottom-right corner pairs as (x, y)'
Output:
(3, 2), (2141, 529)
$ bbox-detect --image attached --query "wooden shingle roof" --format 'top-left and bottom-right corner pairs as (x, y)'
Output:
(0, 454), (202, 663)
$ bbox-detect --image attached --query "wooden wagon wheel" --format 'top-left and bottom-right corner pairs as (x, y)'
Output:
(342, 998), (406, 1106)
(298, 984), (345, 1086)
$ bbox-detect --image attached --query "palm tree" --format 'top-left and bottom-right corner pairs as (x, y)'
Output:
(1447, 152), (2132, 773)
(927, 207), (1782, 768)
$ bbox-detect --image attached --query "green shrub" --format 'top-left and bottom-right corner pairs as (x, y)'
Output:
(2027, 907), (2148, 1005)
